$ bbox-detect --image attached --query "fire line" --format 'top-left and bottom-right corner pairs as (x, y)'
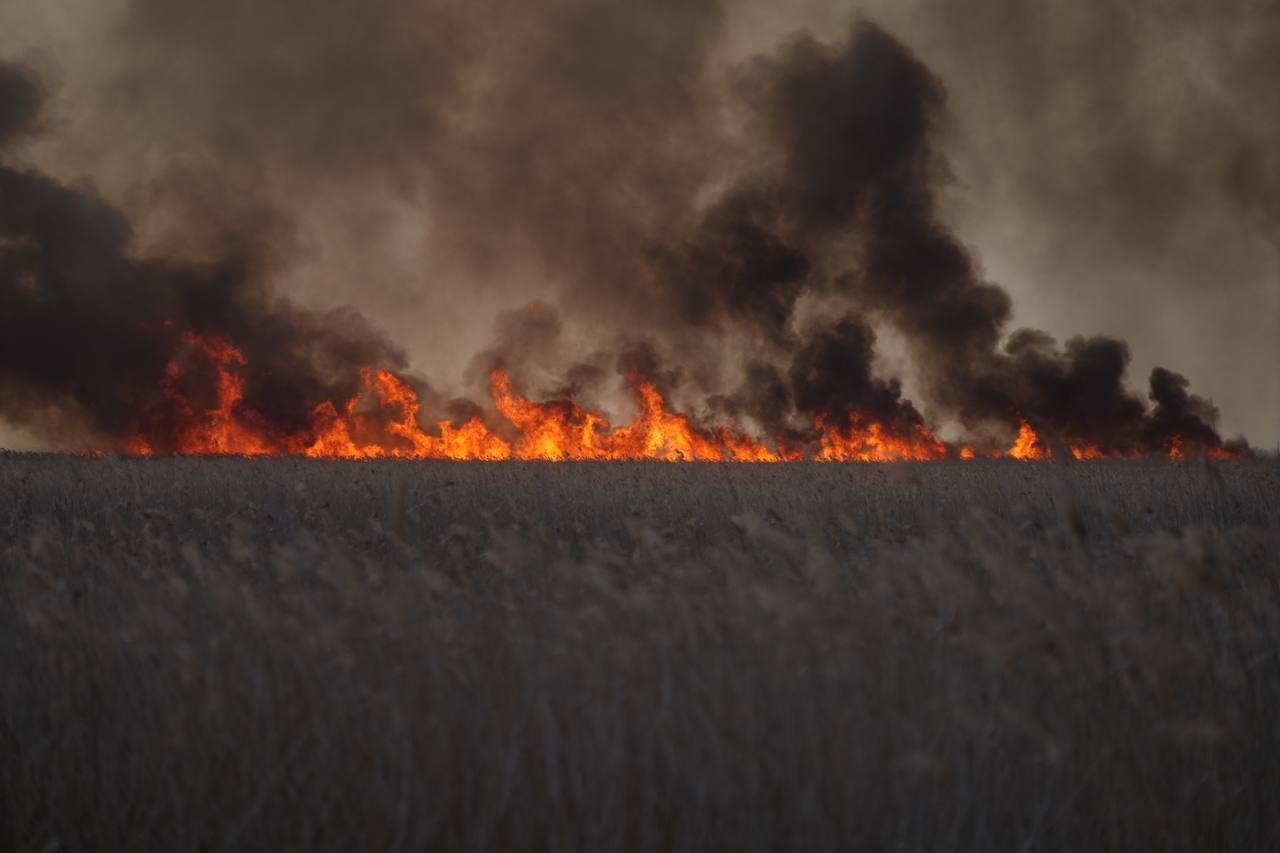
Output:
(114, 333), (1239, 462)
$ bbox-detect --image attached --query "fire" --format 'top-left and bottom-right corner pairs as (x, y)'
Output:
(814, 415), (947, 462)
(158, 333), (305, 456)
(123, 334), (509, 460)
(1000, 420), (1109, 461)
(490, 370), (612, 460)
(717, 428), (802, 462)
(305, 369), (511, 460)
(1000, 421), (1141, 461)
(1166, 435), (1240, 461)
(490, 369), (789, 461)
(1007, 419), (1049, 460)
(112, 332), (1243, 462)
(613, 377), (737, 461)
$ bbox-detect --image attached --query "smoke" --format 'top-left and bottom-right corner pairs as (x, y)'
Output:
(716, 21), (1235, 453)
(0, 62), (407, 449)
(1147, 367), (1233, 452)
(0, 65), (41, 149)
(631, 21), (1236, 453)
(877, 0), (1280, 447)
(788, 316), (923, 431)
(1, 0), (1271, 454)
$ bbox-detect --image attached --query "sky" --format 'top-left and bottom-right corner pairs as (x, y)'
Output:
(0, 0), (1276, 450)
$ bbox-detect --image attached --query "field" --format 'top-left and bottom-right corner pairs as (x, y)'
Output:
(2, 455), (1279, 851)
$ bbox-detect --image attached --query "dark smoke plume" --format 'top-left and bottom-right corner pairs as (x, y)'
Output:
(636, 21), (1239, 453)
(0, 62), (407, 448)
(788, 316), (924, 431)
(0, 65), (41, 149)
(0, 1), (1261, 455)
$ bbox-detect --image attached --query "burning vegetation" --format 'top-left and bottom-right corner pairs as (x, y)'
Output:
(0, 22), (1251, 462)
(111, 332), (1236, 461)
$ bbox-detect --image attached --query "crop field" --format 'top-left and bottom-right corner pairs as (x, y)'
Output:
(2, 455), (1279, 851)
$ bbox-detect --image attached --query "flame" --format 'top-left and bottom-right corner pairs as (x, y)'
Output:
(1007, 419), (1049, 460)
(612, 377), (733, 461)
(124, 334), (510, 460)
(1003, 422), (1143, 461)
(717, 428), (801, 462)
(112, 331), (1239, 461)
(491, 369), (793, 461)
(490, 370), (612, 460)
(1069, 442), (1104, 460)
(305, 369), (511, 460)
(814, 414), (947, 462)
(157, 333), (303, 456)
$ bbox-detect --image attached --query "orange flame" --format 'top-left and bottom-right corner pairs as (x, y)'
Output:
(113, 332), (1236, 461)
(1002, 422), (1140, 461)
(814, 414), (947, 462)
(158, 333), (300, 456)
(1167, 435), (1241, 461)
(305, 369), (511, 460)
(1006, 419), (1049, 460)
(491, 369), (792, 461)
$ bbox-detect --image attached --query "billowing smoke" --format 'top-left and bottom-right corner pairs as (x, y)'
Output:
(0, 3), (1262, 456)
(753, 23), (1241, 454)
(625, 22), (1239, 454)
(0, 63), (408, 450)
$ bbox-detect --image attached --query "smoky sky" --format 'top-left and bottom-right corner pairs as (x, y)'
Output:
(0, 62), (409, 448)
(0, 0), (1275, 450)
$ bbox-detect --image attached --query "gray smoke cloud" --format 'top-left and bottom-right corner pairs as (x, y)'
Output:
(0, 60), (409, 449)
(855, 0), (1280, 446)
(0, 0), (1274, 451)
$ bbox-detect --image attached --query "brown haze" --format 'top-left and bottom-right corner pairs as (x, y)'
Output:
(0, 0), (1275, 451)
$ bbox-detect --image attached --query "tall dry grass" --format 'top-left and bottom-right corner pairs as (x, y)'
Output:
(1, 455), (1278, 851)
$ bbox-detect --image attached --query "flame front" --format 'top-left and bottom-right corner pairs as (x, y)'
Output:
(491, 370), (790, 461)
(139, 333), (309, 457)
(114, 333), (1243, 461)
(305, 369), (511, 460)
(814, 415), (947, 462)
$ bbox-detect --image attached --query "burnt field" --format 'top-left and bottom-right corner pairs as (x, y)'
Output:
(2, 455), (1279, 851)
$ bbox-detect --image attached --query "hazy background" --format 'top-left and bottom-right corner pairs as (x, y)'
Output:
(1, 0), (1275, 448)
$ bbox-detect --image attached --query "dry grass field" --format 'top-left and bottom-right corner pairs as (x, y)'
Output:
(2, 455), (1278, 851)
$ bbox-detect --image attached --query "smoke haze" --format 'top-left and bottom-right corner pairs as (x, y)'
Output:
(0, 0), (1275, 451)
